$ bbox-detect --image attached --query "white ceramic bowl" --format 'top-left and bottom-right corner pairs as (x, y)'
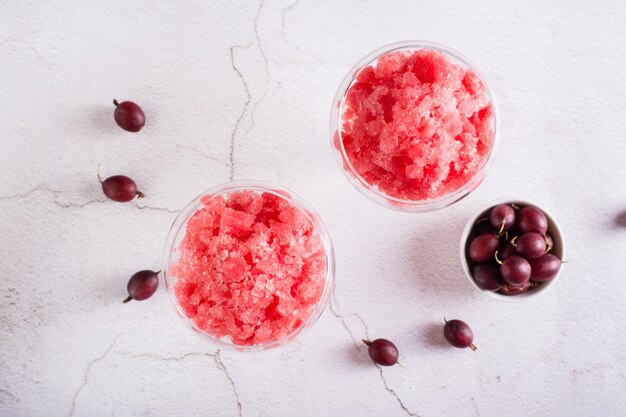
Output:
(460, 199), (565, 301)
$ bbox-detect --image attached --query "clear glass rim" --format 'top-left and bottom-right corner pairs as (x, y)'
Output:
(459, 199), (566, 302)
(161, 180), (336, 352)
(330, 40), (500, 211)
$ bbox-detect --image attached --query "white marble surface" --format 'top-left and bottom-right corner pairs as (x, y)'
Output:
(2, 1), (626, 416)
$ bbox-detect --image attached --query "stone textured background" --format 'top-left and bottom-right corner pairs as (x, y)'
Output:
(1, 0), (625, 416)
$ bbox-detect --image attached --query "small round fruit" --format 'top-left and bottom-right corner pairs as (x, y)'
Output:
(100, 175), (144, 202)
(500, 256), (531, 286)
(490, 204), (516, 232)
(529, 254), (562, 282)
(516, 232), (547, 259)
(473, 264), (502, 291)
(500, 239), (517, 260)
(475, 219), (497, 236)
(113, 99), (145, 132)
(363, 339), (398, 366)
(443, 319), (476, 350)
(469, 234), (499, 263)
(123, 270), (160, 303)
(500, 280), (530, 296)
(517, 206), (548, 234)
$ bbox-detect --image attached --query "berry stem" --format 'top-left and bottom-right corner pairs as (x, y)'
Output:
(543, 234), (552, 253)
(136, 191), (145, 199)
(97, 164), (103, 183)
(469, 343), (477, 351)
(362, 339), (372, 346)
(510, 236), (518, 247)
(498, 221), (505, 234)
(495, 251), (503, 265)
(511, 203), (520, 210)
(113, 99), (119, 107)
(122, 296), (132, 304)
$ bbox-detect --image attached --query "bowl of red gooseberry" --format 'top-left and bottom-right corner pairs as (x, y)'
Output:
(460, 200), (565, 301)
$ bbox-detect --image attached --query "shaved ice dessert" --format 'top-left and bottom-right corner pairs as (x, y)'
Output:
(170, 189), (329, 346)
(336, 46), (495, 202)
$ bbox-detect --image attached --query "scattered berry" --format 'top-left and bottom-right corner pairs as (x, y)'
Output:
(123, 270), (160, 303)
(363, 339), (399, 366)
(99, 173), (144, 202)
(113, 99), (145, 132)
(443, 319), (476, 350)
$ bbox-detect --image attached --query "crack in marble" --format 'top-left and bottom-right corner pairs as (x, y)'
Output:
(134, 204), (180, 213)
(116, 349), (242, 417)
(0, 184), (51, 201)
(229, 44), (253, 180)
(281, 0), (301, 32)
(0, 184), (104, 209)
(328, 296), (360, 349)
(378, 367), (421, 417)
(0, 183), (179, 213)
(247, 0), (269, 133)
(353, 312), (370, 340)
(117, 351), (213, 361)
(329, 294), (421, 417)
(69, 333), (124, 417)
(214, 350), (243, 417)
(57, 199), (107, 209)
(176, 144), (231, 167)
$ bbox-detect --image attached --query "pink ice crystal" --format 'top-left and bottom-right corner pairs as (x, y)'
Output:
(340, 49), (495, 201)
(172, 190), (327, 346)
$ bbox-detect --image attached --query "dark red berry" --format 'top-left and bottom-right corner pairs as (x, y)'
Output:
(529, 254), (562, 282)
(443, 319), (476, 350)
(515, 232), (547, 259)
(499, 239), (517, 260)
(500, 256), (531, 286)
(475, 219), (497, 235)
(473, 264), (502, 291)
(123, 270), (160, 303)
(500, 280), (531, 296)
(469, 234), (499, 263)
(517, 206), (548, 235)
(100, 175), (144, 202)
(363, 339), (399, 366)
(490, 204), (515, 232)
(113, 99), (145, 132)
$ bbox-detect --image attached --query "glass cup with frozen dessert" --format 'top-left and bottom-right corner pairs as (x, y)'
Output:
(162, 181), (335, 351)
(330, 41), (499, 212)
